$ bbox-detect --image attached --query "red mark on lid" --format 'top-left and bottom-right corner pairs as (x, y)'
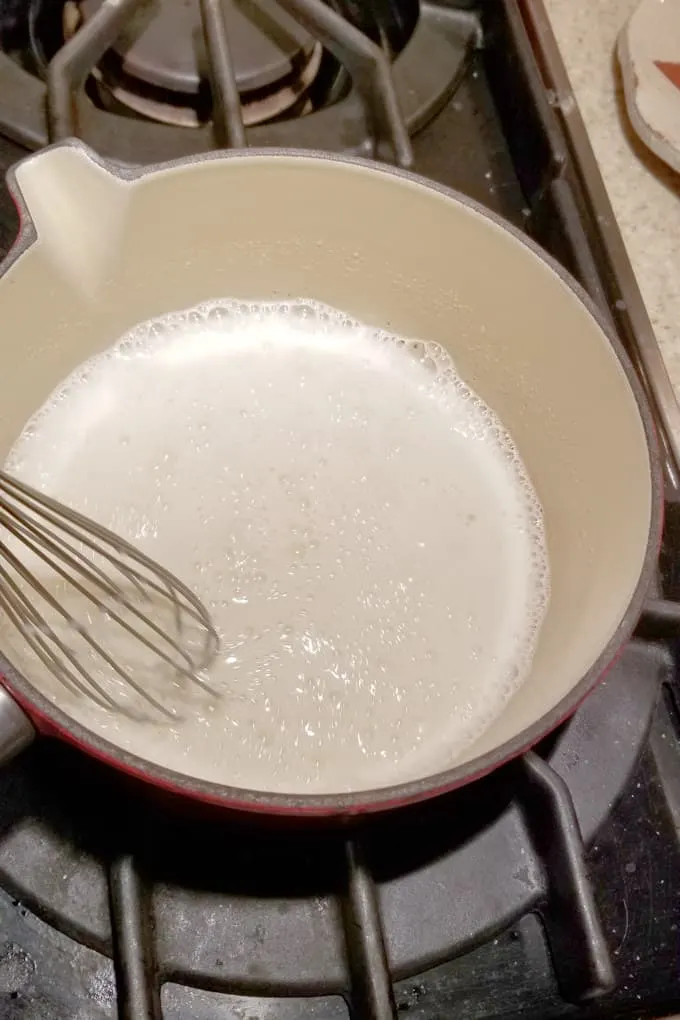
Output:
(655, 61), (680, 91)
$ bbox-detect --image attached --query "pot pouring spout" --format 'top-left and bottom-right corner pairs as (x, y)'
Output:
(11, 142), (130, 299)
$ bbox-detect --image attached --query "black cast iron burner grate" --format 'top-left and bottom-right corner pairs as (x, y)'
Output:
(0, 0), (479, 164)
(0, 638), (667, 1020)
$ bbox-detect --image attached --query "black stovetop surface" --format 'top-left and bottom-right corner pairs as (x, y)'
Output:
(0, 3), (679, 1018)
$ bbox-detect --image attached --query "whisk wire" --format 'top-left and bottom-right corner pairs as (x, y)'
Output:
(0, 527), (180, 720)
(2, 475), (199, 616)
(0, 554), (121, 711)
(0, 471), (220, 721)
(1, 474), (213, 629)
(0, 501), (213, 686)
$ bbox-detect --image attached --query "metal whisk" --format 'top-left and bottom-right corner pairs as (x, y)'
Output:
(0, 471), (220, 721)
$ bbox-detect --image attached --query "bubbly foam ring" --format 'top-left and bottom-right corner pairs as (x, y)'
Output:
(3, 299), (550, 794)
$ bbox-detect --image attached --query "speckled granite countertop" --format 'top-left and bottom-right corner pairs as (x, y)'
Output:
(543, 0), (680, 409)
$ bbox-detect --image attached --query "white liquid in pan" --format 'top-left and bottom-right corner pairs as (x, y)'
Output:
(4, 300), (550, 794)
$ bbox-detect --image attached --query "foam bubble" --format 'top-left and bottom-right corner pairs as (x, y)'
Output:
(3, 298), (549, 794)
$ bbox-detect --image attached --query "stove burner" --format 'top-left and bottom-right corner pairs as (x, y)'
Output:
(0, 0), (470, 162)
(80, 0), (315, 94)
(71, 0), (326, 127)
(92, 40), (324, 128)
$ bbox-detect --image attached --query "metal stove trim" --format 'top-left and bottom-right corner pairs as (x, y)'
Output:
(520, 0), (680, 487)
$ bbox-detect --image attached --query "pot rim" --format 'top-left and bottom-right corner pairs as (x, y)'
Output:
(0, 140), (664, 817)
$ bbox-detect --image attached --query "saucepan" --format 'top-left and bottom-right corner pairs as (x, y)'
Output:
(0, 140), (662, 818)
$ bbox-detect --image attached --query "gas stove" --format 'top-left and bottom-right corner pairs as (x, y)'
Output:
(0, 1), (680, 1018)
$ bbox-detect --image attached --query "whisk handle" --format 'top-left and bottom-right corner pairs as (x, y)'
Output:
(0, 687), (34, 765)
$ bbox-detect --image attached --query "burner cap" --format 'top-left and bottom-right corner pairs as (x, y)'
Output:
(93, 40), (322, 127)
(79, 0), (316, 95)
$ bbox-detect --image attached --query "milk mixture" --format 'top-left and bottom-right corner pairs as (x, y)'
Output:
(3, 300), (550, 793)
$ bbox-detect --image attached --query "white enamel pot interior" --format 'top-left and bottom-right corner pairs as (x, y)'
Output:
(0, 142), (661, 817)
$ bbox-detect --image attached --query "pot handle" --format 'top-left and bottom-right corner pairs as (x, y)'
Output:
(0, 687), (35, 766)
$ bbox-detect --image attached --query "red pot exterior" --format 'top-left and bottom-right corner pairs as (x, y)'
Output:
(0, 142), (664, 821)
